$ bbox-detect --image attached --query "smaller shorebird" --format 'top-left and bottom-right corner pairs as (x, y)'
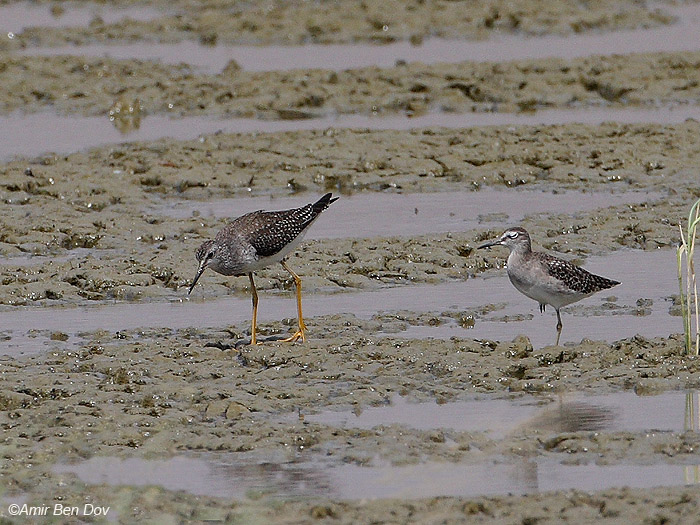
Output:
(478, 227), (619, 345)
(189, 193), (338, 345)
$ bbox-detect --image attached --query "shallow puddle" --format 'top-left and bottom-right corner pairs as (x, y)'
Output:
(387, 248), (685, 346)
(53, 391), (700, 501)
(0, 2), (163, 35)
(3, 106), (700, 161)
(301, 391), (697, 437)
(15, 4), (700, 73)
(150, 188), (662, 240)
(52, 456), (700, 500)
(0, 249), (686, 356)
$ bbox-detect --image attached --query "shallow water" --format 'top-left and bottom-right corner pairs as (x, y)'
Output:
(3, 106), (700, 161)
(53, 391), (700, 501)
(0, 249), (684, 356)
(16, 4), (700, 73)
(301, 391), (697, 436)
(151, 188), (662, 239)
(52, 456), (700, 500)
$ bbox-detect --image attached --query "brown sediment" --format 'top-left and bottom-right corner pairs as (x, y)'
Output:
(0, 123), (696, 304)
(1, 51), (700, 117)
(2, 2), (700, 522)
(1, 0), (678, 50)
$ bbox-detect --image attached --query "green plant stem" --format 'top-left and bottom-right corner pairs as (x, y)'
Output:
(678, 197), (700, 356)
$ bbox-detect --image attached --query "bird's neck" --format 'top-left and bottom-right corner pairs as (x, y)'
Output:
(506, 243), (532, 266)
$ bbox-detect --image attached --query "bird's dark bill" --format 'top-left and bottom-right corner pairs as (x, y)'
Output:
(188, 266), (205, 294)
(478, 240), (499, 249)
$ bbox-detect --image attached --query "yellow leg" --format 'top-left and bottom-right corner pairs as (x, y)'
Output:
(248, 273), (260, 345)
(280, 260), (306, 343)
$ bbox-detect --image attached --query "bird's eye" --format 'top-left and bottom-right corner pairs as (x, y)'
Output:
(206, 251), (214, 260)
(507, 231), (519, 239)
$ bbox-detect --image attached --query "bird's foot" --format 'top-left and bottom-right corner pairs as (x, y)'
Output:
(281, 329), (306, 343)
(248, 334), (265, 346)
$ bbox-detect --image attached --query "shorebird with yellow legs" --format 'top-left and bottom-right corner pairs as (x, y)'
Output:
(189, 193), (338, 345)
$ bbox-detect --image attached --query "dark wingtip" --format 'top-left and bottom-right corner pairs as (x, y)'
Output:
(314, 193), (339, 211)
(597, 277), (620, 291)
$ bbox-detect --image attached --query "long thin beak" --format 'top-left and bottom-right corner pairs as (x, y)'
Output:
(478, 239), (501, 249)
(188, 262), (206, 294)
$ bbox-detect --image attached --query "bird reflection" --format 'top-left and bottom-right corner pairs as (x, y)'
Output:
(518, 399), (615, 434)
(210, 459), (338, 500)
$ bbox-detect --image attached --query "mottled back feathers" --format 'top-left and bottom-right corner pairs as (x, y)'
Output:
(535, 252), (620, 294)
(217, 193), (337, 258)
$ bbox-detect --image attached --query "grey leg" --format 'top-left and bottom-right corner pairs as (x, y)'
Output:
(555, 309), (563, 346)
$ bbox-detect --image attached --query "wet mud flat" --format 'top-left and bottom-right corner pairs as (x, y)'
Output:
(0, 121), (698, 522)
(3, 50), (700, 119)
(0, 122), (697, 308)
(0, 0), (681, 51)
(3, 2), (700, 523)
(0, 121), (699, 523)
(2, 320), (700, 522)
(0, 147), (699, 523)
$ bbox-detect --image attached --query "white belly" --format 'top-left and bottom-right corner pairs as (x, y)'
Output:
(248, 229), (309, 273)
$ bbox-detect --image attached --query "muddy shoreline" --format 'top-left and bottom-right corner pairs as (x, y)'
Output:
(1, 118), (698, 521)
(3, 50), (700, 118)
(0, 123), (697, 307)
(2, 1), (700, 523)
(2, 0), (681, 50)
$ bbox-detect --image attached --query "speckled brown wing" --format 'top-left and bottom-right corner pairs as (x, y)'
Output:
(240, 206), (317, 257)
(224, 193), (333, 258)
(537, 253), (620, 294)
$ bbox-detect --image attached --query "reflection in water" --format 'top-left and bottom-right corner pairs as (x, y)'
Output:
(53, 392), (700, 501)
(211, 461), (338, 500)
(686, 391), (699, 432)
(54, 455), (700, 501)
(685, 392), (700, 483)
(55, 456), (337, 500)
(523, 400), (614, 433)
(303, 391), (693, 437)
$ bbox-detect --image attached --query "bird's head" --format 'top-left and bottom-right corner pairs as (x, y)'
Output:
(188, 239), (217, 294)
(478, 227), (531, 252)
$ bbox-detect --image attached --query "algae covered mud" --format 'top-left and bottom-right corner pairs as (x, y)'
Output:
(2, 0), (700, 523)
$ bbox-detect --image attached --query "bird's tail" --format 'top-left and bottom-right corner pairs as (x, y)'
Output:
(312, 193), (339, 213)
